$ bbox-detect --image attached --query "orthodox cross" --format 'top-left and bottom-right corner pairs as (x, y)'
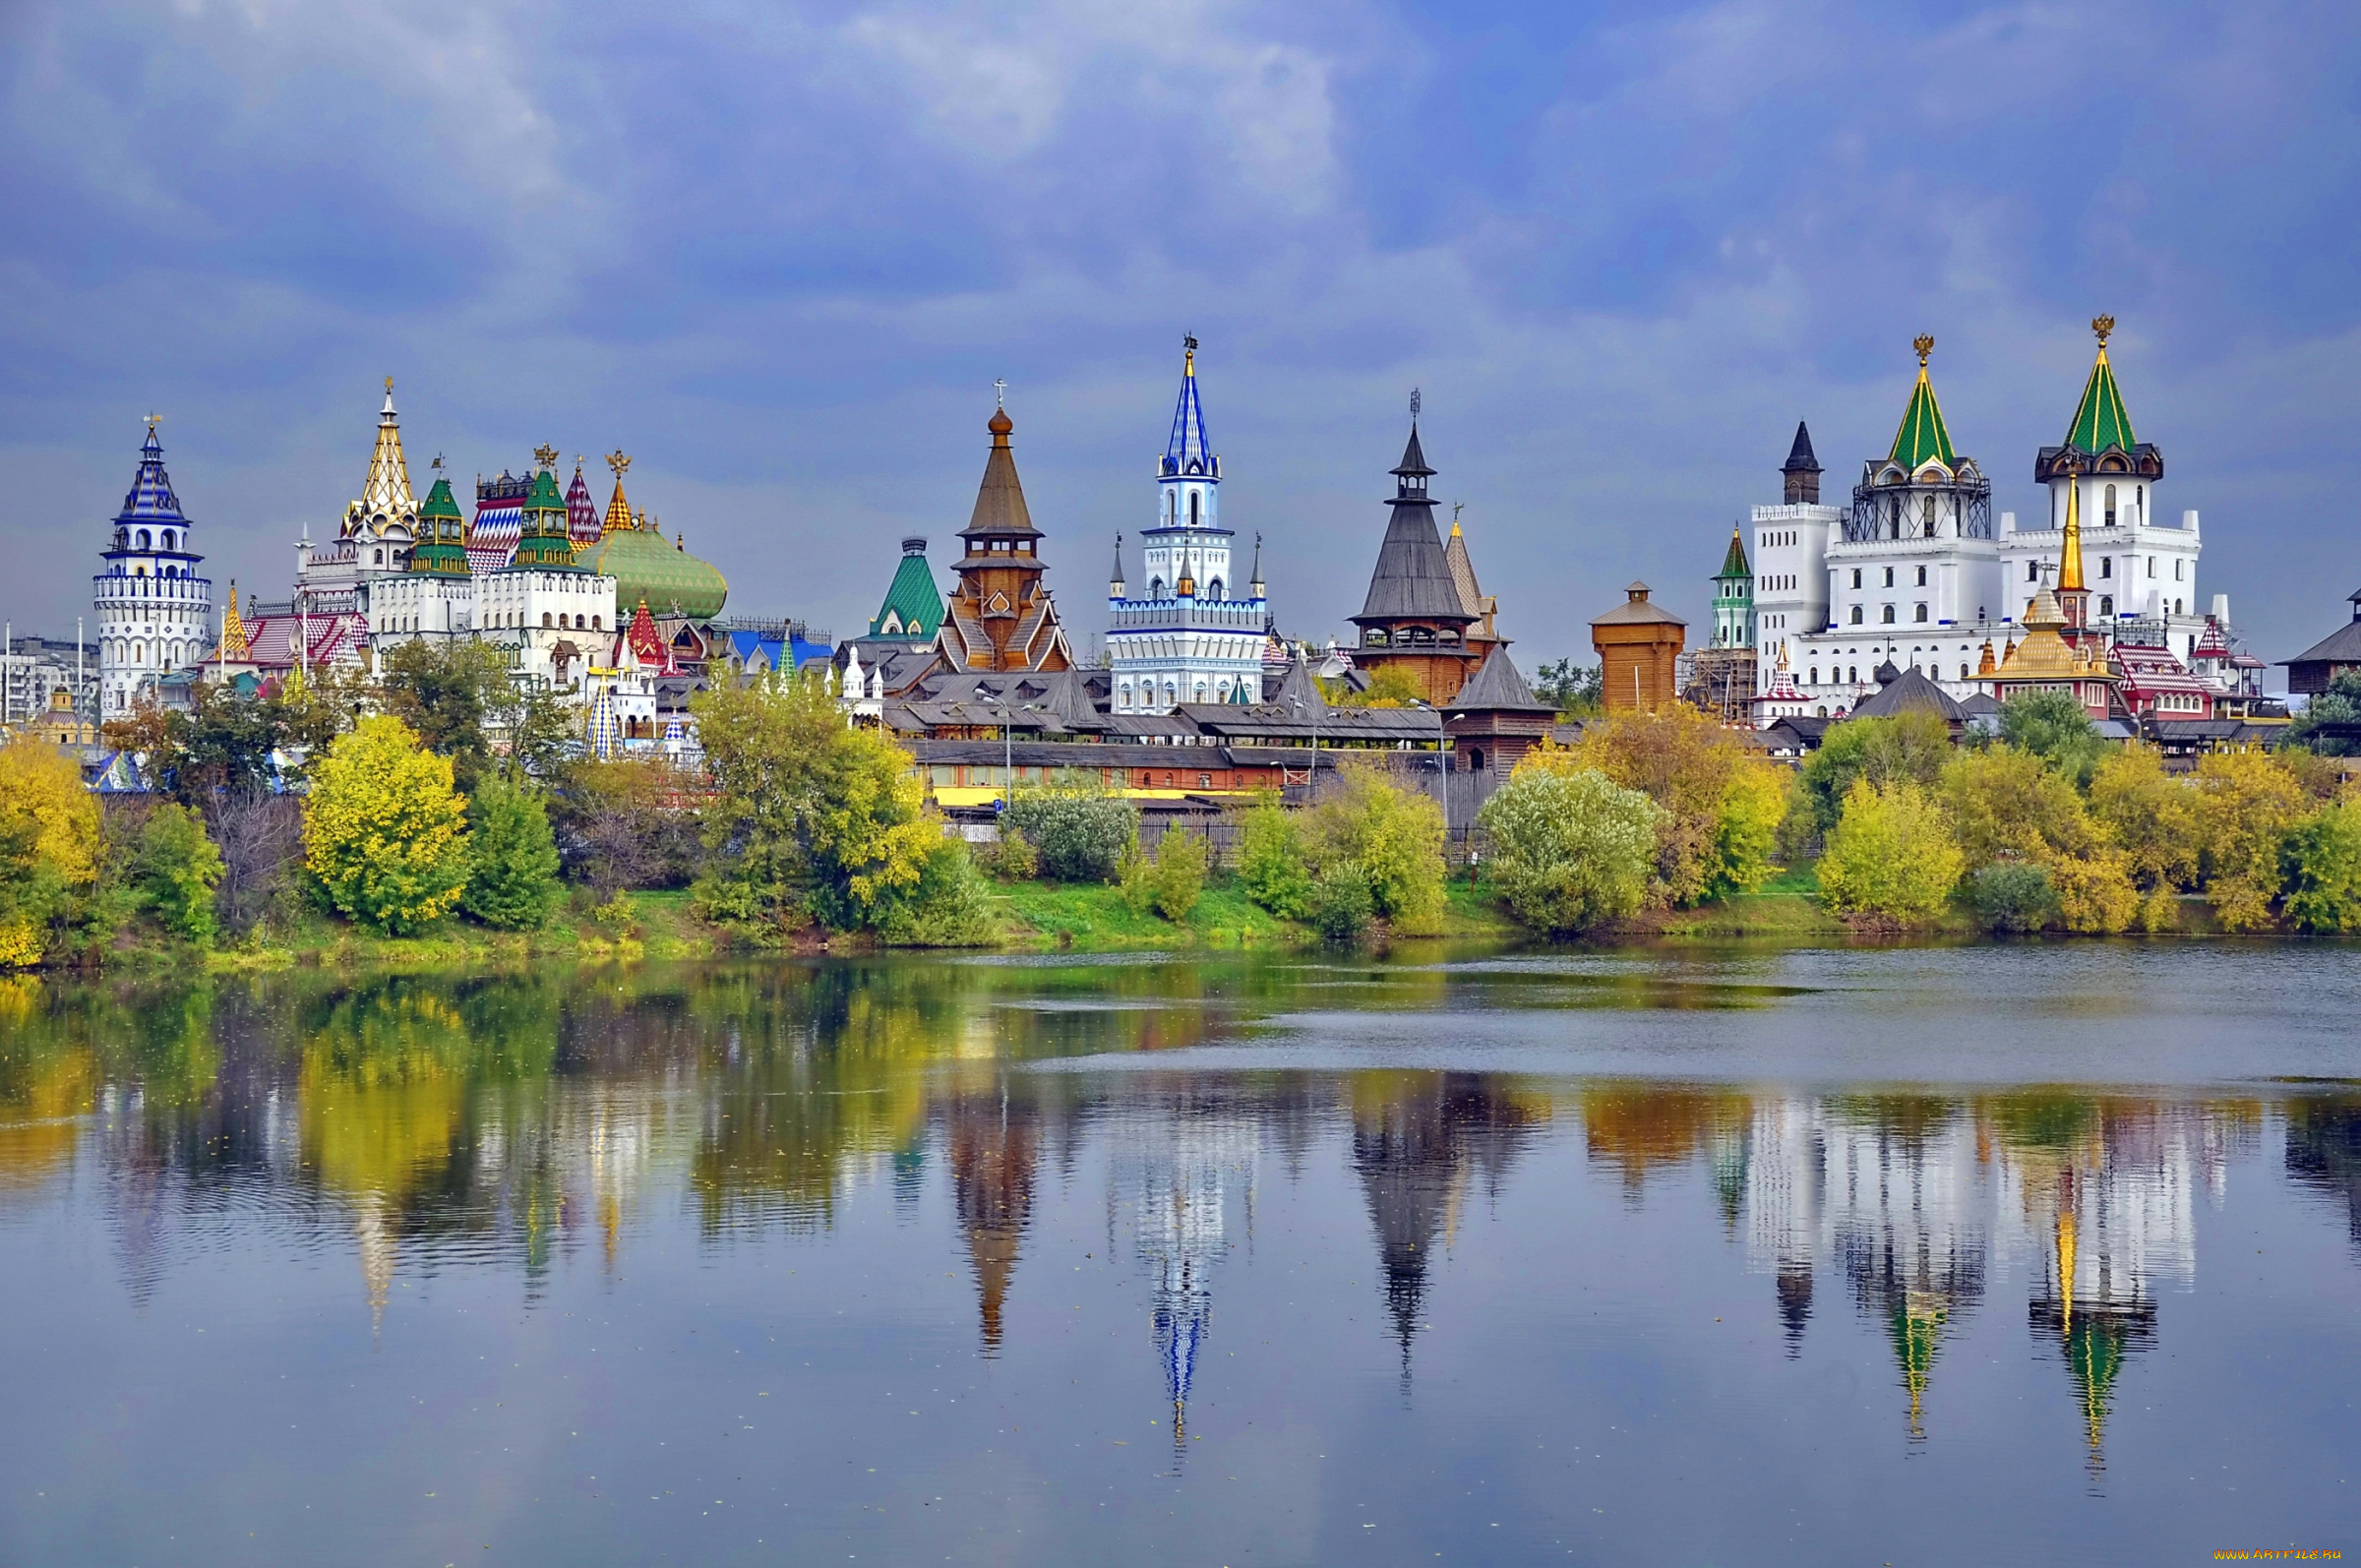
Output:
(607, 451), (632, 477)
(995, 378), (1007, 411)
(1453, 501), (1464, 527)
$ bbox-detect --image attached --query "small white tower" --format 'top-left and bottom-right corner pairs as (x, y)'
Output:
(93, 418), (212, 713)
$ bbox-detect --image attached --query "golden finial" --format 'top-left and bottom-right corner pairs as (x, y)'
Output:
(1912, 333), (1934, 367)
(533, 443), (559, 470)
(2091, 314), (2114, 348)
(143, 411), (161, 433)
(385, 375), (394, 394)
(607, 451), (632, 477)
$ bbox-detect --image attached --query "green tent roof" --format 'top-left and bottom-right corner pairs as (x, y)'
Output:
(1717, 528), (1750, 582)
(1889, 363), (1958, 470)
(869, 546), (944, 639)
(526, 468), (567, 513)
(2064, 348), (2137, 452)
(420, 476), (463, 521)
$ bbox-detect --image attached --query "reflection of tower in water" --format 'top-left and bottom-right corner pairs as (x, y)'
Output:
(947, 1081), (1039, 1356)
(1121, 1093), (1260, 1467)
(1353, 1073), (1542, 1393)
(1743, 1097), (1826, 1357)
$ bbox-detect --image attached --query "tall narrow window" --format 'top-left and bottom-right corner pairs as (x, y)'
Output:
(1923, 496), (1937, 535)
(2105, 484), (2118, 525)
(1883, 567), (1894, 588)
(1915, 566), (1926, 586)
(1188, 492), (1198, 526)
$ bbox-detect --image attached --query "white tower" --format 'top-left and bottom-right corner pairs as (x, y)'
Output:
(93, 419), (212, 714)
(1107, 339), (1270, 712)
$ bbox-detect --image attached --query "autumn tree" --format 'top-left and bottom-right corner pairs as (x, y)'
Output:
(1817, 779), (1963, 922)
(1301, 759), (1446, 933)
(1794, 711), (1953, 840)
(1477, 764), (1662, 935)
(2191, 750), (2309, 932)
(1941, 748), (2134, 933)
(137, 803), (225, 944)
(2281, 802), (2361, 935)
(1560, 705), (1790, 906)
(2089, 744), (2201, 929)
(302, 715), (472, 935)
(1233, 791), (1313, 919)
(0, 740), (102, 967)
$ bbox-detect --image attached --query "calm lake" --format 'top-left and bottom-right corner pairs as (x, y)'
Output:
(0, 943), (2356, 1566)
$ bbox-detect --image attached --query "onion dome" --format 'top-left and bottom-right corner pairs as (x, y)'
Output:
(408, 475), (472, 576)
(583, 510), (728, 619)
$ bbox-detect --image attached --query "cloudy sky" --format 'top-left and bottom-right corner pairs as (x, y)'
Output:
(3, 0), (2356, 672)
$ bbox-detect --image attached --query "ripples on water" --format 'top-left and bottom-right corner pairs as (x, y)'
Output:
(0, 946), (2356, 1565)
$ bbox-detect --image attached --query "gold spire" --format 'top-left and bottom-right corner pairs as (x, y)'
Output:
(602, 452), (635, 534)
(217, 581), (249, 661)
(351, 379), (417, 531)
(2058, 458), (2086, 592)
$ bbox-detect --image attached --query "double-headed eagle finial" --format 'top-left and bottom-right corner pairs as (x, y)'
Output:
(607, 450), (632, 477)
(1913, 333), (1935, 367)
(533, 443), (559, 470)
(2092, 314), (2115, 348)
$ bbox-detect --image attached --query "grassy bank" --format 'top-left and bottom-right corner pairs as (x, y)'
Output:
(989, 874), (1527, 951)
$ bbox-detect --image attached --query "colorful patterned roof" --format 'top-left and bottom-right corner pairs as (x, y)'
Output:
(1889, 336), (1959, 470)
(2063, 318), (2136, 453)
(348, 379), (417, 535)
(469, 470), (525, 574)
(603, 457), (636, 535)
(113, 426), (192, 529)
(869, 539), (945, 639)
(215, 582), (250, 661)
(566, 462), (601, 544)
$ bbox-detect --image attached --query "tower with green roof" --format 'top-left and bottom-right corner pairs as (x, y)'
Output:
(868, 537), (945, 643)
(407, 474), (471, 577)
(1710, 526), (1754, 649)
(510, 460), (583, 572)
(2016, 316), (2195, 644)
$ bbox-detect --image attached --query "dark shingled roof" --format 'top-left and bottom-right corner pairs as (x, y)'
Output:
(1445, 645), (1553, 714)
(1591, 581), (1686, 627)
(1354, 429), (1473, 625)
(2282, 605), (2361, 669)
(1783, 421), (1820, 475)
(1849, 664), (1964, 723)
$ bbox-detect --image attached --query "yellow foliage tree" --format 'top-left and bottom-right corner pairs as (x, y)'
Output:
(1557, 704), (1789, 905)
(2191, 750), (2308, 932)
(1941, 747), (2135, 933)
(1817, 779), (1963, 922)
(0, 740), (101, 967)
(1302, 758), (1446, 934)
(301, 715), (472, 935)
(2089, 744), (2200, 891)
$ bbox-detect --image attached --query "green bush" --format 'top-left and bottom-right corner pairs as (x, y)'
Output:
(1999, 690), (2106, 786)
(1476, 766), (1661, 935)
(1006, 775), (1139, 882)
(1308, 863), (1374, 941)
(2282, 802), (2361, 934)
(1234, 792), (1312, 918)
(1303, 762), (1445, 933)
(1150, 828), (1208, 922)
(138, 802), (224, 944)
(979, 826), (1039, 882)
(1117, 834), (1155, 917)
(461, 779), (564, 931)
(876, 838), (995, 946)
(1817, 779), (1964, 921)
(1966, 862), (2058, 934)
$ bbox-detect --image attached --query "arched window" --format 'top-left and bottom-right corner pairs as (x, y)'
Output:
(542, 612), (552, 628)
(2174, 559), (2184, 581)
(592, 616), (602, 631)
(1850, 569), (1862, 589)
(161, 529), (175, 551)
(2028, 561), (2040, 582)
(2101, 557), (2113, 578)
(2104, 484), (2117, 525)
(1960, 663), (1969, 680)
(374, 549), (384, 565)
(1364, 629), (1387, 645)
(133, 640), (145, 664)
(1848, 606), (1863, 625)
(1881, 605), (1896, 624)
(574, 614), (584, 630)
(1847, 666), (1857, 683)
(1913, 604), (1928, 623)
(137, 529), (151, 550)
(2175, 598), (2185, 615)
(2099, 595), (2113, 616)
(1207, 578), (1223, 600)
(1887, 498), (1900, 538)
(1188, 492), (1199, 526)
(1808, 667), (1818, 685)
(1922, 496), (1937, 535)
(1883, 567), (1894, 588)
(1149, 577), (1164, 599)
(1915, 566), (1927, 586)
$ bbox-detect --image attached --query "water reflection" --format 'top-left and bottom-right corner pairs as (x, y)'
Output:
(0, 953), (2356, 1523)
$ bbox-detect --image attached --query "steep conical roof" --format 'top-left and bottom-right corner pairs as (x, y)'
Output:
(566, 461), (601, 544)
(113, 426), (192, 528)
(351, 378), (417, 531)
(420, 475), (462, 522)
(1889, 337), (1959, 469)
(962, 406), (1039, 539)
(1443, 514), (1484, 618)
(870, 538), (945, 639)
(602, 456), (636, 534)
(1718, 526), (1750, 581)
(1783, 421), (1821, 475)
(1266, 649), (1327, 714)
(408, 477), (471, 576)
(2064, 319), (2136, 453)
(215, 582), (249, 661)
(1445, 645), (1552, 713)
(1164, 339), (1213, 475)
(1356, 429), (1471, 624)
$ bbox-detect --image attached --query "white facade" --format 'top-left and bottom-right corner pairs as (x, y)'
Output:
(479, 565), (620, 689)
(1107, 344), (1271, 713)
(1999, 487), (2207, 665)
(94, 426), (214, 714)
(1749, 501), (1838, 683)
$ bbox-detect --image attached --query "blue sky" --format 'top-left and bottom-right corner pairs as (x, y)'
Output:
(3, 0), (2357, 671)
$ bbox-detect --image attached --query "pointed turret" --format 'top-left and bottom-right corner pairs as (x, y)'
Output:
(1162, 335), (1215, 480)
(936, 400), (1070, 673)
(1109, 532), (1126, 600)
(408, 473), (471, 576)
(566, 459), (601, 545)
(964, 405), (1039, 542)
(601, 452), (636, 535)
(1718, 526), (1751, 582)
(1350, 414), (1480, 704)
(512, 452), (582, 571)
(1782, 421), (1823, 504)
(869, 537), (945, 640)
(1889, 336), (1959, 470)
(2065, 316), (2137, 454)
(1248, 531), (1264, 598)
(215, 581), (249, 662)
(346, 377), (419, 538)
(1443, 507), (1484, 620)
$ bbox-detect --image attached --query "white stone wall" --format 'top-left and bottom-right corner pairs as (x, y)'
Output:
(1750, 503), (1838, 694)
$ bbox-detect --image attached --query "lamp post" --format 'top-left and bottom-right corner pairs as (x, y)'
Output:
(993, 689), (1015, 814)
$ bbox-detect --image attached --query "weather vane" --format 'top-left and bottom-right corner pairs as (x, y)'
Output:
(2092, 314), (2114, 347)
(432, 453), (445, 472)
(385, 375), (394, 394)
(1453, 501), (1464, 525)
(1912, 334), (1934, 367)
(144, 411), (161, 433)
(607, 451), (632, 476)
(1184, 332), (1198, 353)
(994, 378), (1007, 411)
(1410, 387), (1422, 423)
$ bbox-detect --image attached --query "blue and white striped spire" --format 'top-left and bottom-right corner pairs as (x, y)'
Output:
(1161, 335), (1215, 479)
